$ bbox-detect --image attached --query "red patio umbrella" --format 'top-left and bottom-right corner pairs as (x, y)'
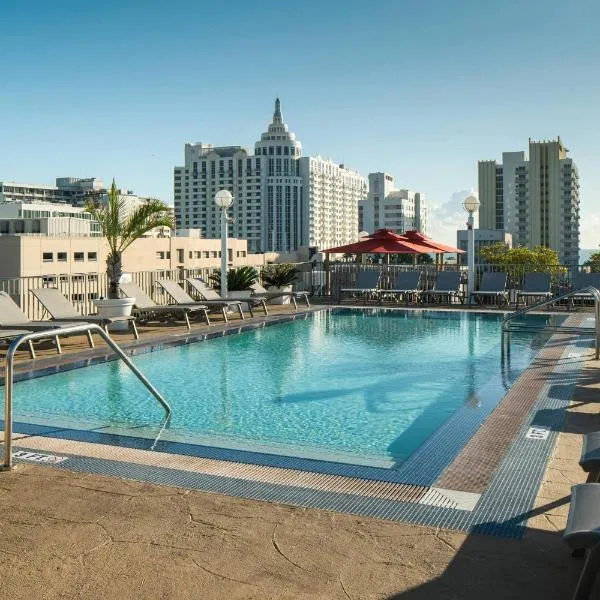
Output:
(323, 229), (432, 255)
(402, 230), (465, 254)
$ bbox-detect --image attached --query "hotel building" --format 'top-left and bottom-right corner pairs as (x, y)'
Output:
(359, 172), (427, 235)
(478, 137), (580, 265)
(174, 99), (367, 253)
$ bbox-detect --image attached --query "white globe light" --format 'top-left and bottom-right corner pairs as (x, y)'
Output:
(463, 195), (480, 213)
(215, 190), (234, 208)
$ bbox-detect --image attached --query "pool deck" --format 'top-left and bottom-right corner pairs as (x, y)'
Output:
(1, 302), (600, 597)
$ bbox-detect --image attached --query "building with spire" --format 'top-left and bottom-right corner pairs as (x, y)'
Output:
(174, 99), (366, 253)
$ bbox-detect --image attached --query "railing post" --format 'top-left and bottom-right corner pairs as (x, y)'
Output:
(1, 324), (171, 471)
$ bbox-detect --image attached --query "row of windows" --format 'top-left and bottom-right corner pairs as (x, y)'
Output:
(42, 251), (97, 263)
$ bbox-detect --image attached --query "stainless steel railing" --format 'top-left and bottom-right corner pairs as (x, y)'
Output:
(501, 286), (600, 360)
(1, 323), (172, 470)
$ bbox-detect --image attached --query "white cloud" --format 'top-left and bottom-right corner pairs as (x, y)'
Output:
(580, 212), (600, 250)
(427, 189), (474, 245)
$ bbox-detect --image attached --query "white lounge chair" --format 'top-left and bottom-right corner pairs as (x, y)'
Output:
(184, 278), (267, 317)
(30, 287), (139, 339)
(119, 282), (210, 328)
(0, 291), (88, 355)
(250, 282), (310, 309)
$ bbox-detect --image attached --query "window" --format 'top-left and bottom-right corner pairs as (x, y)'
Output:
(156, 251), (165, 259)
(195, 251), (201, 258)
(177, 249), (184, 263)
(43, 252), (53, 262)
(87, 252), (97, 261)
(74, 252), (84, 262)
(57, 252), (67, 262)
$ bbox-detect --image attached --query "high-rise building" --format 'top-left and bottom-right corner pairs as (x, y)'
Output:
(478, 137), (580, 264)
(299, 157), (366, 251)
(174, 99), (366, 253)
(359, 172), (427, 235)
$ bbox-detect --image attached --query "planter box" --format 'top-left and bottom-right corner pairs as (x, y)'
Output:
(93, 297), (135, 332)
(267, 285), (292, 304)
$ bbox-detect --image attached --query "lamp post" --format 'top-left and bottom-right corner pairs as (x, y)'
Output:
(215, 190), (234, 298)
(463, 194), (480, 303)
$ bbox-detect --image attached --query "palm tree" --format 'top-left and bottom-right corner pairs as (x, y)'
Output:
(85, 179), (174, 299)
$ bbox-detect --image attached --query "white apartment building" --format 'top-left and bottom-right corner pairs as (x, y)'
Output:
(359, 172), (427, 236)
(478, 137), (580, 265)
(174, 99), (367, 253)
(299, 157), (366, 250)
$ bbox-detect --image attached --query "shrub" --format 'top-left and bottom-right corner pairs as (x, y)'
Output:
(209, 266), (258, 291)
(261, 264), (299, 288)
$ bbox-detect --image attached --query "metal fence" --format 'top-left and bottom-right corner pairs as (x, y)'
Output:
(0, 262), (591, 320)
(307, 262), (591, 300)
(0, 267), (226, 321)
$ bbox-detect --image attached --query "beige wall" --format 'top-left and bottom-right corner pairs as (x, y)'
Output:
(0, 236), (268, 278)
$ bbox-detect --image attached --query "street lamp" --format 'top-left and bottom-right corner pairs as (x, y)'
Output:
(463, 194), (480, 303)
(215, 190), (234, 298)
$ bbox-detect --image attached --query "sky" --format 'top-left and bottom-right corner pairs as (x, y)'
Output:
(1, 0), (599, 249)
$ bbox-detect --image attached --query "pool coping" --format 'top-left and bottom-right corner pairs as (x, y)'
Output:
(2, 307), (593, 537)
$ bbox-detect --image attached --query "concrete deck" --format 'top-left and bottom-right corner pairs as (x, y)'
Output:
(0, 304), (599, 598)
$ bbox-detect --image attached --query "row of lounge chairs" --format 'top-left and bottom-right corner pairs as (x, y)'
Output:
(0, 279), (310, 359)
(339, 270), (600, 308)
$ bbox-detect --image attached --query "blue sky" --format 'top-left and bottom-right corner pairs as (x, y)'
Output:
(1, 0), (599, 247)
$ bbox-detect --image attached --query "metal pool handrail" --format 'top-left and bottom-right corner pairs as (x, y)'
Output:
(1, 323), (172, 471)
(501, 286), (600, 360)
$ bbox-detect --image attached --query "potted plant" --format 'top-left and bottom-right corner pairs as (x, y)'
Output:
(260, 263), (299, 304)
(209, 266), (258, 311)
(209, 266), (258, 293)
(85, 179), (173, 326)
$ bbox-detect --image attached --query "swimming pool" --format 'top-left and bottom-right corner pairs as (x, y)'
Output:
(7, 309), (565, 465)
(6, 308), (564, 471)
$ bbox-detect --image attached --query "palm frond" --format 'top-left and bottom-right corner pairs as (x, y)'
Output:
(119, 199), (174, 252)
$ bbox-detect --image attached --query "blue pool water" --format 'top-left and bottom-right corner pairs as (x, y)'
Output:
(5, 309), (562, 468)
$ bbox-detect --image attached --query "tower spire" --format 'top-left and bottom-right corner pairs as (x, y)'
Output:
(273, 97), (283, 124)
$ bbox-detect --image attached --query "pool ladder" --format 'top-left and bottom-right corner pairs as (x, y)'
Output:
(1, 323), (172, 471)
(501, 286), (600, 361)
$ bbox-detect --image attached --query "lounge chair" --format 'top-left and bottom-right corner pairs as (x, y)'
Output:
(515, 273), (553, 310)
(0, 329), (38, 359)
(570, 273), (600, 308)
(0, 291), (89, 354)
(470, 272), (509, 306)
(119, 282), (210, 329)
(183, 278), (267, 318)
(250, 282), (310, 309)
(378, 271), (422, 305)
(563, 484), (600, 599)
(339, 270), (381, 303)
(30, 287), (139, 340)
(423, 271), (463, 305)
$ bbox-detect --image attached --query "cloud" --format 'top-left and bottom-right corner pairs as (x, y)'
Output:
(427, 189), (474, 245)
(581, 212), (600, 249)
